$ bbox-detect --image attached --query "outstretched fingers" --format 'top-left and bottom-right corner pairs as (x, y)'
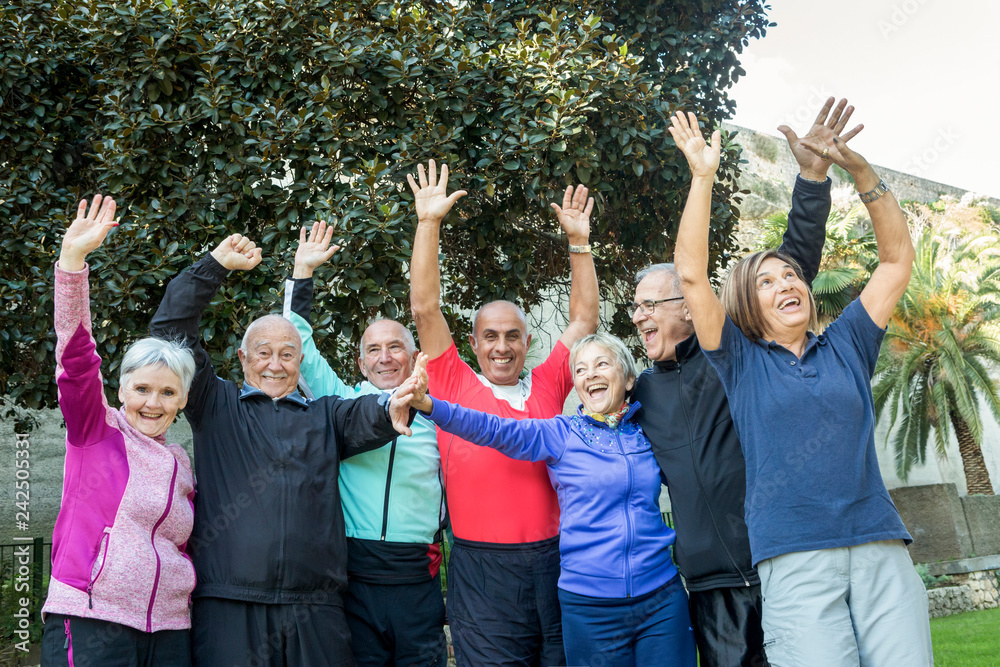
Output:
(812, 97), (836, 127)
(427, 159), (437, 188)
(841, 123), (864, 143)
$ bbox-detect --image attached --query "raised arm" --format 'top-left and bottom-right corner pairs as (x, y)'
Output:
(799, 133), (913, 328)
(407, 159), (467, 359)
(778, 97), (864, 284)
(669, 111), (727, 351)
(55, 195), (120, 446)
(282, 221), (355, 398)
(553, 185), (600, 348)
(149, 234), (262, 427)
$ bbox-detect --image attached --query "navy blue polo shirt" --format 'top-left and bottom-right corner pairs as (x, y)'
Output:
(703, 299), (911, 565)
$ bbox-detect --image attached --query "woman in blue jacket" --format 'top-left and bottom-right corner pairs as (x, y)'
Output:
(412, 332), (696, 667)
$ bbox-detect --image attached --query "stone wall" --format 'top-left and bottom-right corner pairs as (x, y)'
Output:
(925, 555), (1000, 618)
(889, 483), (1000, 564)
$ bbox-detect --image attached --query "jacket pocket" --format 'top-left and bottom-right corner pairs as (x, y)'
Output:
(86, 526), (112, 609)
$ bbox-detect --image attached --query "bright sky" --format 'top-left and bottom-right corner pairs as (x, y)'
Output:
(729, 0), (1000, 198)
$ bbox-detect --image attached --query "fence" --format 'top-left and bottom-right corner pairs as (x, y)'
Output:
(0, 538), (51, 622)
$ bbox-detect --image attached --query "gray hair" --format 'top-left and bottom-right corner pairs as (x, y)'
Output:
(240, 314), (302, 355)
(471, 300), (528, 337)
(569, 333), (637, 386)
(358, 319), (416, 357)
(635, 263), (681, 291)
(120, 338), (197, 394)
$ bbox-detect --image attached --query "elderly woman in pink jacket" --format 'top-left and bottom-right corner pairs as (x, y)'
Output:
(42, 195), (203, 666)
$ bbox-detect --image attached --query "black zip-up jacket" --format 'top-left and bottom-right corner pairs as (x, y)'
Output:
(634, 175), (830, 591)
(150, 254), (400, 605)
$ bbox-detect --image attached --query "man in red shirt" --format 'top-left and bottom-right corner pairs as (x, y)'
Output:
(408, 160), (598, 665)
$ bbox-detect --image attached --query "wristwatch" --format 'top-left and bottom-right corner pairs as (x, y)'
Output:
(858, 179), (890, 204)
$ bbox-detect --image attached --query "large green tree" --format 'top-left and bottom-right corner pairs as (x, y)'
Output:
(1, 0), (770, 410)
(873, 228), (1000, 494)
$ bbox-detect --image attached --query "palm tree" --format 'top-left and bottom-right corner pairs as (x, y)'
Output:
(757, 205), (877, 324)
(872, 229), (1000, 495)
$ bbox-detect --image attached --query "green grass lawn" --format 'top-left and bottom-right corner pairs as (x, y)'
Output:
(931, 607), (1000, 667)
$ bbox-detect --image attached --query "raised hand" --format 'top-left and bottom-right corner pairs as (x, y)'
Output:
(799, 127), (874, 186)
(406, 159), (467, 224)
(550, 185), (594, 245)
(210, 233), (263, 271)
(668, 111), (721, 180)
(293, 220), (341, 278)
(778, 97), (864, 181)
(59, 195), (119, 272)
(408, 353), (432, 413)
(388, 355), (430, 435)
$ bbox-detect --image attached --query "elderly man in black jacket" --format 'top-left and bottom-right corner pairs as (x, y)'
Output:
(150, 233), (421, 667)
(631, 98), (862, 667)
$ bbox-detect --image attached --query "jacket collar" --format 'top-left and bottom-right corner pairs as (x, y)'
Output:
(239, 383), (309, 407)
(576, 400), (643, 427)
(652, 332), (700, 371)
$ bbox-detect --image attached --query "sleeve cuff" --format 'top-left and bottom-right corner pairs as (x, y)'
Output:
(199, 252), (233, 279)
(55, 261), (89, 276)
(426, 397), (450, 423)
(794, 174), (833, 190)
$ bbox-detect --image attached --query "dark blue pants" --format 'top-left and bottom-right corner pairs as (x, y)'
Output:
(191, 598), (352, 667)
(448, 537), (564, 666)
(558, 576), (696, 667)
(344, 574), (447, 666)
(41, 613), (191, 667)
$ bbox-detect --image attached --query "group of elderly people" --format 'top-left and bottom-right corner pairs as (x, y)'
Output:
(42, 97), (933, 667)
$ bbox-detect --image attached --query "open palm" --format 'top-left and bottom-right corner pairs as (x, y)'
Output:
(551, 184), (594, 243)
(668, 111), (720, 179)
(406, 159), (467, 223)
(295, 220), (341, 271)
(61, 195), (118, 258)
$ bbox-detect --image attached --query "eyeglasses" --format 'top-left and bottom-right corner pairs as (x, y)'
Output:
(630, 296), (684, 316)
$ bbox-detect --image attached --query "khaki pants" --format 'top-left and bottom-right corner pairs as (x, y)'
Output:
(758, 540), (932, 667)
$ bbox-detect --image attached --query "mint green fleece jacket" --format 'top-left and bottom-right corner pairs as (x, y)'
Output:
(289, 311), (445, 544)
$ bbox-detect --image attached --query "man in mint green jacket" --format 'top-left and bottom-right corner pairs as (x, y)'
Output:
(283, 222), (447, 666)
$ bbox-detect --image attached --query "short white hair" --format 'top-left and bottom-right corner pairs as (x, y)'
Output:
(635, 263), (681, 290)
(569, 333), (637, 386)
(120, 338), (196, 393)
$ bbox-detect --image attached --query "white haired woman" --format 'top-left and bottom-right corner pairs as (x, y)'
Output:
(669, 109), (932, 666)
(410, 332), (696, 667)
(41, 195), (198, 666)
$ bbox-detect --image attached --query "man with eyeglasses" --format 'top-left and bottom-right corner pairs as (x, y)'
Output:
(631, 98), (862, 667)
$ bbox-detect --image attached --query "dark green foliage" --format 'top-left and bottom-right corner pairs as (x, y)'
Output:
(1, 0), (770, 410)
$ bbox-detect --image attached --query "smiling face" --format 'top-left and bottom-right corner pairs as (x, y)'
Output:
(755, 256), (812, 338)
(469, 301), (532, 387)
(238, 316), (303, 399)
(358, 320), (417, 390)
(573, 343), (634, 415)
(632, 270), (695, 362)
(118, 364), (188, 438)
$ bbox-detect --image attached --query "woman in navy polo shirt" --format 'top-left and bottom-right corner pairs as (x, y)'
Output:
(668, 108), (932, 666)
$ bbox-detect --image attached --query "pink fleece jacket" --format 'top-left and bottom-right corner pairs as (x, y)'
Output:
(42, 263), (196, 632)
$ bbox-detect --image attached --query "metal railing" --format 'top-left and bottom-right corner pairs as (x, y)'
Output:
(0, 538), (51, 622)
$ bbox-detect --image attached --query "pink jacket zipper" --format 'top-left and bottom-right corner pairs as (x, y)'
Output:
(146, 457), (178, 632)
